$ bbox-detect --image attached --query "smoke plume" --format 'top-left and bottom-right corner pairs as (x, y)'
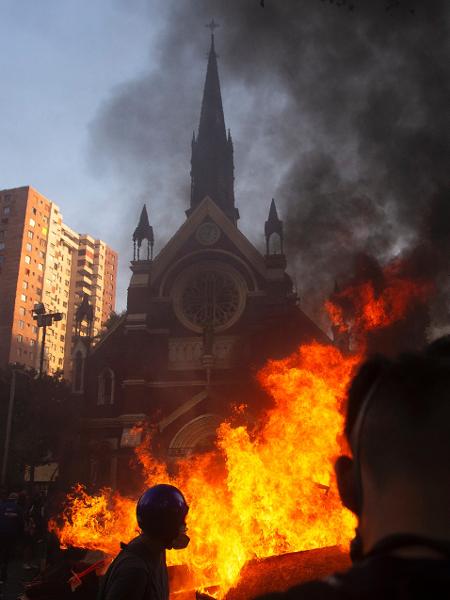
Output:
(89, 0), (449, 342)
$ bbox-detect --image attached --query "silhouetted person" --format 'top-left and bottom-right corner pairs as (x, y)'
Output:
(256, 336), (450, 599)
(98, 484), (190, 600)
(0, 491), (24, 583)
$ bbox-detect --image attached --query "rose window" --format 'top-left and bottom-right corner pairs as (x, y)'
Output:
(181, 270), (241, 329)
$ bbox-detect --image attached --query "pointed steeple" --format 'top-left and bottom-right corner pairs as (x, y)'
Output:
(198, 31), (227, 145)
(189, 23), (239, 224)
(133, 205), (154, 261)
(265, 199), (284, 255)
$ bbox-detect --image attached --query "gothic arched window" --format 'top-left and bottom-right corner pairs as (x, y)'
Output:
(98, 368), (115, 405)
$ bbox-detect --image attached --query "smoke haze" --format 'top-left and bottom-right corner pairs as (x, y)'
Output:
(89, 0), (449, 338)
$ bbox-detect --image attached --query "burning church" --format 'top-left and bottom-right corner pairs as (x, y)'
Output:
(50, 9), (446, 599)
(72, 28), (328, 492)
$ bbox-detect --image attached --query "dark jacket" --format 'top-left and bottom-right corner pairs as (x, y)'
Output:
(98, 535), (168, 600)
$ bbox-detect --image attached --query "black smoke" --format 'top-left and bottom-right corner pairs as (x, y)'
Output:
(89, 0), (449, 340)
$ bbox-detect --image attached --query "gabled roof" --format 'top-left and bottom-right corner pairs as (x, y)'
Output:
(150, 196), (267, 283)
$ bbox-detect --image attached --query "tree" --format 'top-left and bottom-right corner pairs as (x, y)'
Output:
(0, 366), (79, 488)
(93, 310), (126, 344)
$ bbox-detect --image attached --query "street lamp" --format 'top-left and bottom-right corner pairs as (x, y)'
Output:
(33, 303), (63, 377)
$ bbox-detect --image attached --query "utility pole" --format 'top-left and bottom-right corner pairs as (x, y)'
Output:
(33, 303), (63, 377)
(1, 368), (32, 485)
(1, 370), (16, 485)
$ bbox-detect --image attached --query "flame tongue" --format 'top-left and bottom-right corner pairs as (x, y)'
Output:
(326, 260), (432, 343)
(52, 342), (359, 595)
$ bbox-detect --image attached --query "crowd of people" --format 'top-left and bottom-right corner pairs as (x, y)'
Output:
(2, 336), (450, 599)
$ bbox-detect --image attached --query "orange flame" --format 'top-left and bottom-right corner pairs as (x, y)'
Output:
(52, 342), (359, 595)
(326, 264), (432, 339)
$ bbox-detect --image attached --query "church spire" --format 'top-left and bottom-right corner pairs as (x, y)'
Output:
(133, 205), (154, 261)
(188, 21), (239, 224)
(264, 199), (284, 255)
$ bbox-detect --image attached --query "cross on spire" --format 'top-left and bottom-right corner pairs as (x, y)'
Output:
(205, 18), (219, 34)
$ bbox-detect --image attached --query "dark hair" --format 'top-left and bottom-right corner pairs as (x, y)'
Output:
(345, 335), (450, 488)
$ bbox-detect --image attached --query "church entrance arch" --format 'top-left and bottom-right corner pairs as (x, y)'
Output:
(168, 414), (224, 458)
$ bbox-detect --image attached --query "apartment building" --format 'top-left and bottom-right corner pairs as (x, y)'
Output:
(0, 186), (117, 378)
(62, 232), (117, 375)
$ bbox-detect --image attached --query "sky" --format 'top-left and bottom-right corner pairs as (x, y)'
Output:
(1, 1), (448, 333)
(0, 1), (162, 309)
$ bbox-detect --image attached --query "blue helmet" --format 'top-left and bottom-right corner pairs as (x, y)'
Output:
(136, 484), (188, 544)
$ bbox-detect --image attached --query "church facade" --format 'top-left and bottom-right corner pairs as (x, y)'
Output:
(74, 32), (328, 493)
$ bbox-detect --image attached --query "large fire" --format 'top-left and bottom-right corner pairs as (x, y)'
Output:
(53, 342), (358, 594)
(51, 267), (431, 596)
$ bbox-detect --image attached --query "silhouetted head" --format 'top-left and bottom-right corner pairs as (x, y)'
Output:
(136, 484), (189, 550)
(336, 335), (450, 555)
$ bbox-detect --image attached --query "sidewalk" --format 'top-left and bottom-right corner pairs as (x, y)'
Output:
(0, 559), (38, 600)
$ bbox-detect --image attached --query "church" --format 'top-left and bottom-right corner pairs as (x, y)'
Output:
(72, 29), (328, 493)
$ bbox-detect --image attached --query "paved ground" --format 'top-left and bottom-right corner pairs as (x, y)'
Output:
(0, 559), (38, 600)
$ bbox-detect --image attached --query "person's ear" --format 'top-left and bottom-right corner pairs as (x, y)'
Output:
(335, 455), (359, 515)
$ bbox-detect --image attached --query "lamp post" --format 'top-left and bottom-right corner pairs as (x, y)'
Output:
(1, 367), (32, 485)
(33, 303), (63, 377)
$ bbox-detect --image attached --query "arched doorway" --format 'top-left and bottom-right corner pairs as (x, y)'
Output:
(168, 414), (224, 458)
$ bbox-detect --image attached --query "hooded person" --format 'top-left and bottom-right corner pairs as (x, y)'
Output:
(98, 484), (189, 600)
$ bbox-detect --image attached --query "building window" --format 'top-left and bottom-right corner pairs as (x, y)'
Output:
(27, 231), (34, 239)
(22, 281), (28, 290)
(38, 263), (43, 271)
(0, 242), (4, 250)
(30, 339), (35, 347)
(3, 207), (10, 216)
(17, 334), (23, 343)
(24, 255), (31, 264)
(29, 218), (35, 227)
(18, 320), (25, 329)
(20, 294), (27, 302)
(19, 307), (26, 316)
(26, 243), (32, 252)
(98, 368), (115, 405)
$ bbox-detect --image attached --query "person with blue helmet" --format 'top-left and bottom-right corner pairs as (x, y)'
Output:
(98, 484), (189, 600)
